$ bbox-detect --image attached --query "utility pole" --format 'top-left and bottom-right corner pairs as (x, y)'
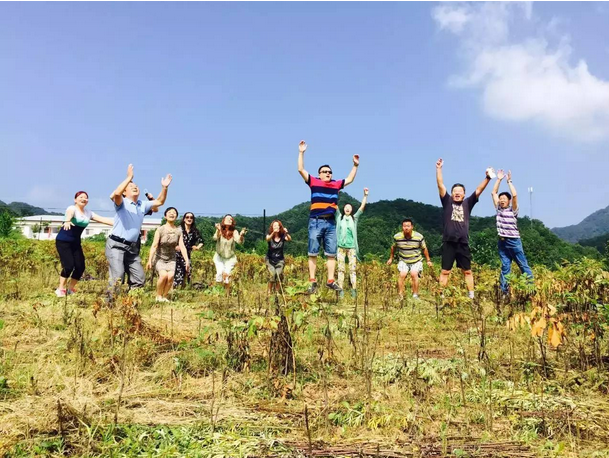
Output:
(263, 209), (266, 240)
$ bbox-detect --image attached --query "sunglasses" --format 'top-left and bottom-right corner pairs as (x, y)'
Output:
(320, 170), (333, 174)
(184, 216), (194, 220)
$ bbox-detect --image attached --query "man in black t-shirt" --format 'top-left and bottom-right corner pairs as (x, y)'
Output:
(436, 158), (492, 299)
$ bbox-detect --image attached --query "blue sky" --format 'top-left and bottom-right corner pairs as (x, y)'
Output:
(1, 2), (608, 229)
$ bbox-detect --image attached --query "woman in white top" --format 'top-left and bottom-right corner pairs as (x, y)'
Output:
(213, 214), (247, 296)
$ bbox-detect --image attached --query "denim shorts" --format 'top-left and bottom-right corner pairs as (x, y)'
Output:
(308, 217), (337, 257)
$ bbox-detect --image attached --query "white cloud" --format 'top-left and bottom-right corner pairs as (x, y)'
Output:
(432, 2), (609, 142)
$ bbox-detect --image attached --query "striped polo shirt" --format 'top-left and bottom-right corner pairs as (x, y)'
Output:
(394, 231), (427, 263)
(307, 176), (345, 218)
(496, 206), (520, 238)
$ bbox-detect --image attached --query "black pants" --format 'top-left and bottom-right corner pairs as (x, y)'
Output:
(56, 240), (86, 281)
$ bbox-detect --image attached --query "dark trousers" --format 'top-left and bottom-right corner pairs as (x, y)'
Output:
(56, 240), (86, 281)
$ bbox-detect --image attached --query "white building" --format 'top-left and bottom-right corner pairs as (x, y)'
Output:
(16, 215), (162, 243)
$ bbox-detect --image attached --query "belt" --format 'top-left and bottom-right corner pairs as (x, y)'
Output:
(109, 234), (138, 246)
(310, 214), (335, 220)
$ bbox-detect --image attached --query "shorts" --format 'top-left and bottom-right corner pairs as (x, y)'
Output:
(213, 253), (237, 283)
(397, 260), (422, 274)
(308, 217), (337, 257)
(441, 241), (471, 271)
(265, 258), (285, 283)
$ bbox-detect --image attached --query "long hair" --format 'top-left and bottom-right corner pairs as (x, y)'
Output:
(220, 214), (236, 240)
(181, 212), (202, 239)
(267, 219), (286, 237)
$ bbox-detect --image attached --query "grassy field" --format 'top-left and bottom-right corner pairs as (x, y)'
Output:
(0, 240), (608, 457)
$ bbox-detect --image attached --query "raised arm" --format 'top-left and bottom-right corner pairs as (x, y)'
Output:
(358, 188), (369, 213)
(146, 228), (161, 271)
(297, 140), (310, 183)
(62, 207), (76, 231)
(91, 213), (114, 226)
(110, 164), (134, 206)
(491, 169), (505, 207)
(236, 228), (247, 244)
(436, 159), (446, 198)
(506, 170), (518, 211)
(475, 167), (493, 198)
(213, 223), (220, 241)
(151, 174), (172, 208)
(284, 228), (292, 242)
(343, 155), (359, 187)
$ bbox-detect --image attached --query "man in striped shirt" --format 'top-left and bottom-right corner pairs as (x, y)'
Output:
(491, 170), (533, 294)
(298, 140), (359, 294)
(386, 219), (433, 300)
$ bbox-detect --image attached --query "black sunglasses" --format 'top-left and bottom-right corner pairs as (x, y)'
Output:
(320, 170), (333, 174)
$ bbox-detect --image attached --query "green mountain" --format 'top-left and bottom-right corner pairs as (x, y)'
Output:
(552, 204), (609, 243)
(191, 193), (598, 268)
(579, 232), (609, 254)
(0, 201), (60, 217)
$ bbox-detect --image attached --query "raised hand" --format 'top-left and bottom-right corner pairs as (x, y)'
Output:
(436, 158), (444, 169)
(299, 140), (307, 153)
(241, 228), (248, 236)
(161, 174), (172, 188)
(127, 164), (134, 179)
(215, 223), (221, 231)
(353, 154), (360, 166)
(62, 221), (74, 231)
(363, 187), (369, 196)
(497, 169), (505, 180)
(507, 170), (512, 181)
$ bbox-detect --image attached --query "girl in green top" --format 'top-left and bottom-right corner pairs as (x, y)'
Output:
(336, 188), (368, 298)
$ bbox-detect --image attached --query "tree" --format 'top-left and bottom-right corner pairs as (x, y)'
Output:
(0, 211), (16, 238)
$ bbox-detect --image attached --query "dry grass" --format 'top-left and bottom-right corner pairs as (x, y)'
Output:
(1, 256), (609, 457)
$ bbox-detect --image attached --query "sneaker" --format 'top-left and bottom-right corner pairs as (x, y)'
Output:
(306, 282), (318, 294)
(412, 294), (419, 299)
(55, 288), (67, 297)
(67, 289), (76, 295)
(326, 281), (342, 292)
(351, 289), (357, 299)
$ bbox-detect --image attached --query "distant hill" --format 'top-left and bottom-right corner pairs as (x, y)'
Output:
(0, 200), (61, 217)
(552, 205), (609, 243)
(579, 232), (609, 254)
(189, 193), (598, 268)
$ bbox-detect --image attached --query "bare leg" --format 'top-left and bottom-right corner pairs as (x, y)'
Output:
(463, 269), (474, 292)
(398, 272), (408, 297)
(163, 272), (175, 297)
(68, 278), (79, 291)
(308, 256), (317, 281)
(439, 269), (451, 288)
(156, 272), (168, 299)
(327, 257), (336, 281)
(411, 271), (420, 295)
(58, 276), (68, 291)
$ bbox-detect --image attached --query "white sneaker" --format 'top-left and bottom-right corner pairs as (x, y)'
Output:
(55, 288), (67, 297)
(412, 294), (419, 299)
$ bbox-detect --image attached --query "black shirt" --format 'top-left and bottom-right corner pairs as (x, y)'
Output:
(440, 191), (478, 243)
(266, 234), (285, 265)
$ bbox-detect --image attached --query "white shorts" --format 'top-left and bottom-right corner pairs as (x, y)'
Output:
(213, 253), (237, 283)
(398, 260), (422, 274)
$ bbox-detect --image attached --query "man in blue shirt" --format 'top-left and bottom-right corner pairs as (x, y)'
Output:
(106, 164), (172, 295)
